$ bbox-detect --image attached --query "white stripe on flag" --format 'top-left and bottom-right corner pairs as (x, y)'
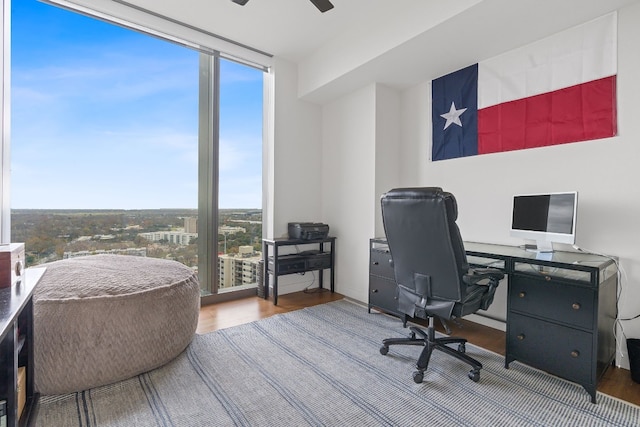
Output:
(478, 12), (617, 109)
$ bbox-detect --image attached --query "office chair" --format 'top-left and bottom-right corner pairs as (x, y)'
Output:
(379, 187), (504, 383)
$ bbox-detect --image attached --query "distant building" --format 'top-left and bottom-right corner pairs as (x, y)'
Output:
(219, 225), (245, 235)
(184, 217), (198, 233)
(138, 231), (197, 245)
(218, 245), (261, 289)
(94, 234), (116, 240)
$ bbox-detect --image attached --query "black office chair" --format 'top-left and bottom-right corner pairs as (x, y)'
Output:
(379, 187), (504, 383)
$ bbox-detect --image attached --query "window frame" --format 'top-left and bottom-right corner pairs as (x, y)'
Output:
(0, 0), (10, 243)
(2, 0), (270, 302)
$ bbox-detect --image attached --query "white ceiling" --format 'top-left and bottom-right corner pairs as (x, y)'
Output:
(119, 0), (430, 61)
(120, 0), (639, 103)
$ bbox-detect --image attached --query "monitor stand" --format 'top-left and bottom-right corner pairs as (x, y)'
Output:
(525, 240), (554, 253)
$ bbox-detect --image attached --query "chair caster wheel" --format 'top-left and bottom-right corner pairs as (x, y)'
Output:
(409, 331), (416, 339)
(380, 346), (389, 355)
(412, 371), (424, 384)
(468, 369), (480, 382)
(458, 343), (466, 353)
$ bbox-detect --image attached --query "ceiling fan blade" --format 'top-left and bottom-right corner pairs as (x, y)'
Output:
(309, 0), (334, 13)
(231, 0), (333, 13)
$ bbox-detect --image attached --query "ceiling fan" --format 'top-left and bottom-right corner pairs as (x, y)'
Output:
(231, 0), (334, 13)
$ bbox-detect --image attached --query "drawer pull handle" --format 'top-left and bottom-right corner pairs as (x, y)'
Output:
(517, 334), (525, 341)
(518, 291), (526, 298)
(373, 261), (379, 265)
(372, 289), (378, 293)
(572, 303), (581, 310)
(571, 350), (580, 358)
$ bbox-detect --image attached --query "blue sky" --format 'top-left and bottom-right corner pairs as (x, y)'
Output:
(11, 1), (263, 210)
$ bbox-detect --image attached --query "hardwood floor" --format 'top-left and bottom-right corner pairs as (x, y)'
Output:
(198, 291), (640, 407)
(197, 288), (343, 333)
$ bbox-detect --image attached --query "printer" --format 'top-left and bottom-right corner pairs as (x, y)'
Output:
(288, 222), (330, 240)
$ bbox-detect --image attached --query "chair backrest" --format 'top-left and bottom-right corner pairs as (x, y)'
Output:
(381, 187), (469, 302)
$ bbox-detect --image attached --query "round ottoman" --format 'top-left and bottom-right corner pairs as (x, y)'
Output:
(33, 254), (200, 395)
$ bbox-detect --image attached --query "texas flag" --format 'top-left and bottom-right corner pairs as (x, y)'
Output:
(432, 13), (617, 161)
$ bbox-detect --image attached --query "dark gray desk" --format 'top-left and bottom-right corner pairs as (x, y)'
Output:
(369, 239), (617, 403)
(464, 242), (617, 404)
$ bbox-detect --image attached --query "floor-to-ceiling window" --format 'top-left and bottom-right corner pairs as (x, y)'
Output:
(217, 58), (263, 292)
(9, 0), (264, 298)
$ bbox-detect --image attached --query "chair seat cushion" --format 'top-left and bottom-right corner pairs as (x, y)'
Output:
(33, 254), (200, 395)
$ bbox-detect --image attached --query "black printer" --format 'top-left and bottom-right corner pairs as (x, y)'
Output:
(288, 222), (330, 240)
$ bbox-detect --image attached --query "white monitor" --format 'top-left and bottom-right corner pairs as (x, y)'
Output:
(510, 191), (578, 253)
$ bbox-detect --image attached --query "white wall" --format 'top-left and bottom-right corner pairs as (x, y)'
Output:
(321, 84), (377, 303)
(373, 85), (401, 237)
(265, 58), (326, 294)
(319, 83), (405, 304)
(270, 58), (323, 238)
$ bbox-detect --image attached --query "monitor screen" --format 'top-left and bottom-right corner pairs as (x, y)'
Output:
(510, 192), (577, 252)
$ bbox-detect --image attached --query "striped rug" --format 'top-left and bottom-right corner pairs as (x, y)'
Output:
(36, 300), (639, 426)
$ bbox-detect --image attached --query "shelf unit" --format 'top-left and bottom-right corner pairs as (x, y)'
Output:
(262, 237), (336, 305)
(1, 267), (46, 427)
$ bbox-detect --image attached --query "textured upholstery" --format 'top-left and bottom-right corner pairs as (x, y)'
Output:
(33, 255), (200, 395)
(380, 187), (504, 382)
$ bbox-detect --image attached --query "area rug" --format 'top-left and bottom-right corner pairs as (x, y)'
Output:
(36, 300), (639, 426)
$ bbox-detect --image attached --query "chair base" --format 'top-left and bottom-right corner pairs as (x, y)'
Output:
(380, 318), (482, 383)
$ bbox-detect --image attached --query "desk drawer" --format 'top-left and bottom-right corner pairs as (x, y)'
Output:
(370, 249), (394, 279)
(509, 275), (595, 329)
(508, 313), (592, 385)
(369, 276), (398, 314)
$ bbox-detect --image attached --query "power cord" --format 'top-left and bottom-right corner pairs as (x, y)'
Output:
(301, 270), (328, 294)
(572, 243), (632, 362)
(294, 246), (328, 294)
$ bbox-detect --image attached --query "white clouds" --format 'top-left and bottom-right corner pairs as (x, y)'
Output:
(11, 5), (262, 210)
(12, 50), (197, 109)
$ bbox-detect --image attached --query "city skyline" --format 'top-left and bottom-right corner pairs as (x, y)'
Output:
(10, 1), (263, 210)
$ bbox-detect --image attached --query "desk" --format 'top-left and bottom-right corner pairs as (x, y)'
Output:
(262, 237), (336, 305)
(369, 239), (617, 403)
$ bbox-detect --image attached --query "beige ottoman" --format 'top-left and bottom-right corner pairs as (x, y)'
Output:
(33, 254), (200, 395)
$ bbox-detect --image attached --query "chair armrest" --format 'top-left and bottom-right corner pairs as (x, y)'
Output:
(464, 268), (504, 310)
(462, 268), (504, 286)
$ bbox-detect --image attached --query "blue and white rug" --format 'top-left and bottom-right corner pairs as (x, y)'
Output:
(37, 300), (639, 426)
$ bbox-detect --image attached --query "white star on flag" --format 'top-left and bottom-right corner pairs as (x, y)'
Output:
(440, 101), (467, 130)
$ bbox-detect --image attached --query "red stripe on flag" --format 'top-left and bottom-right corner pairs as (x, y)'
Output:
(478, 76), (617, 154)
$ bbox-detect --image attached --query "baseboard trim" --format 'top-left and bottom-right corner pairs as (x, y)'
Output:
(466, 313), (506, 332)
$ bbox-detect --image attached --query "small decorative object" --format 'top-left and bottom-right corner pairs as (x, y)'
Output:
(0, 243), (25, 288)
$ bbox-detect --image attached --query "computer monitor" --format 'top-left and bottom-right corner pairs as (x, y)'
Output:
(510, 191), (578, 253)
